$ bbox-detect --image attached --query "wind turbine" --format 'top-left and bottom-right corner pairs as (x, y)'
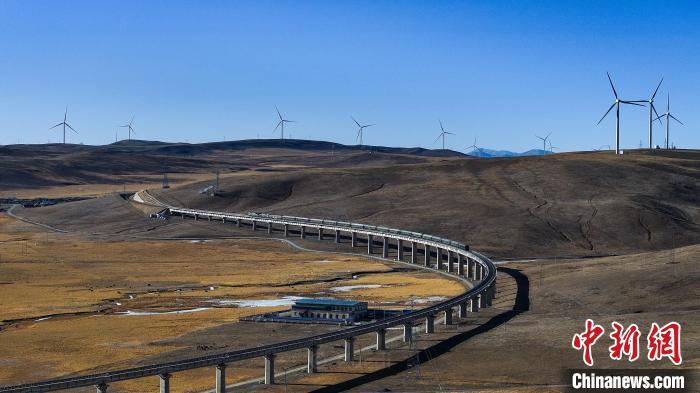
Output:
(49, 106), (77, 144)
(352, 116), (374, 146)
(535, 132), (551, 154)
(466, 137), (480, 156)
(654, 94), (683, 149)
(645, 78), (664, 149)
(434, 120), (455, 150)
(120, 115), (135, 141)
(597, 72), (645, 154)
(274, 107), (295, 139)
(547, 139), (558, 153)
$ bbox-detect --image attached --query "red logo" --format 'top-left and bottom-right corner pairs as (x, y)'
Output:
(572, 319), (605, 366)
(609, 322), (640, 361)
(647, 322), (682, 365)
(572, 320), (682, 366)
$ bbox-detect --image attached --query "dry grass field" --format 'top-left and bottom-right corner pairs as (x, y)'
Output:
(2, 142), (698, 392)
(0, 213), (464, 392)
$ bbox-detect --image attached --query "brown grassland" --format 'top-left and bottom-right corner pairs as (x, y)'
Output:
(0, 213), (464, 392)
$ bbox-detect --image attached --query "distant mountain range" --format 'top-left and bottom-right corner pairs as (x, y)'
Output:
(467, 148), (552, 158)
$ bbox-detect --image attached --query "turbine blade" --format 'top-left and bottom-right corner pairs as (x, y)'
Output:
(667, 94), (670, 111)
(651, 77), (663, 100)
(670, 114), (683, 125)
(607, 72), (618, 99)
(621, 101), (645, 107)
(365, 124), (375, 127)
(274, 121), (282, 132)
(433, 134), (442, 143)
(597, 102), (616, 125)
(439, 120), (444, 133)
(651, 104), (663, 125)
(351, 116), (362, 128)
(66, 123), (78, 134)
(49, 122), (63, 130)
(276, 107), (283, 121)
(445, 131), (455, 135)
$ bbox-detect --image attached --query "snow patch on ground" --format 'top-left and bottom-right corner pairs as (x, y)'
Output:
(330, 284), (382, 292)
(118, 308), (211, 316)
(208, 296), (304, 308)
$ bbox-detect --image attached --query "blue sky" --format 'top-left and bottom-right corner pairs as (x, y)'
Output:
(0, 1), (697, 151)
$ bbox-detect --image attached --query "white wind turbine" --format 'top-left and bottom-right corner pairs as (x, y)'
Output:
(274, 107), (295, 139)
(597, 72), (645, 154)
(49, 106), (78, 144)
(654, 94), (683, 149)
(352, 116), (374, 146)
(434, 120), (455, 150)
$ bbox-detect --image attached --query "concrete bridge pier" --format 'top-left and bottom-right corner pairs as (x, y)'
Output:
(351, 232), (357, 247)
(491, 282), (497, 299)
(194, 214), (198, 221)
(476, 264), (483, 280)
(376, 329), (386, 350)
(335, 229), (340, 243)
(411, 242), (417, 264)
(457, 254), (464, 276)
(425, 314), (435, 333)
(318, 228), (323, 240)
(96, 383), (108, 393)
(159, 373), (170, 393)
(252, 220), (257, 231)
(367, 235), (373, 254)
(382, 236), (389, 258)
(344, 338), (355, 361)
(403, 322), (413, 342)
(284, 224), (289, 237)
(476, 294), (483, 310)
(397, 239), (404, 261)
(307, 346), (318, 373)
(301, 226), (306, 239)
(264, 354), (275, 384)
(443, 308), (453, 325)
(458, 302), (468, 318)
(424, 244), (431, 266)
(267, 223), (272, 234)
(447, 250), (454, 272)
(207, 216), (211, 221)
(470, 297), (479, 313)
(236, 219), (240, 227)
(471, 262), (479, 280)
(221, 217), (225, 224)
(215, 364), (226, 393)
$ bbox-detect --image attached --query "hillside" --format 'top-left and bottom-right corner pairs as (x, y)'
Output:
(152, 149), (700, 258)
(0, 140), (466, 190)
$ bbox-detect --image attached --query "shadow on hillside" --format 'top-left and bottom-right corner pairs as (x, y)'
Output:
(310, 267), (530, 393)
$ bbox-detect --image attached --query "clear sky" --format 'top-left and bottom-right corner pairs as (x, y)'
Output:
(0, 0), (697, 152)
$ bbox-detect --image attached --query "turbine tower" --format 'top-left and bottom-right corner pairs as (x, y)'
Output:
(274, 107), (294, 140)
(120, 115), (136, 141)
(352, 116), (374, 146)
(49, 106), (77, 144)
(654, 94), (683, 149)
(434, 120), (455, 150)
(597, 72), (645, 155)
(535, 132), (551, 154)
(645, 78), (664, 149)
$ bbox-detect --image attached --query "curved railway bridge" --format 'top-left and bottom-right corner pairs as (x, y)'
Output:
(1, 199), (497, 393)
